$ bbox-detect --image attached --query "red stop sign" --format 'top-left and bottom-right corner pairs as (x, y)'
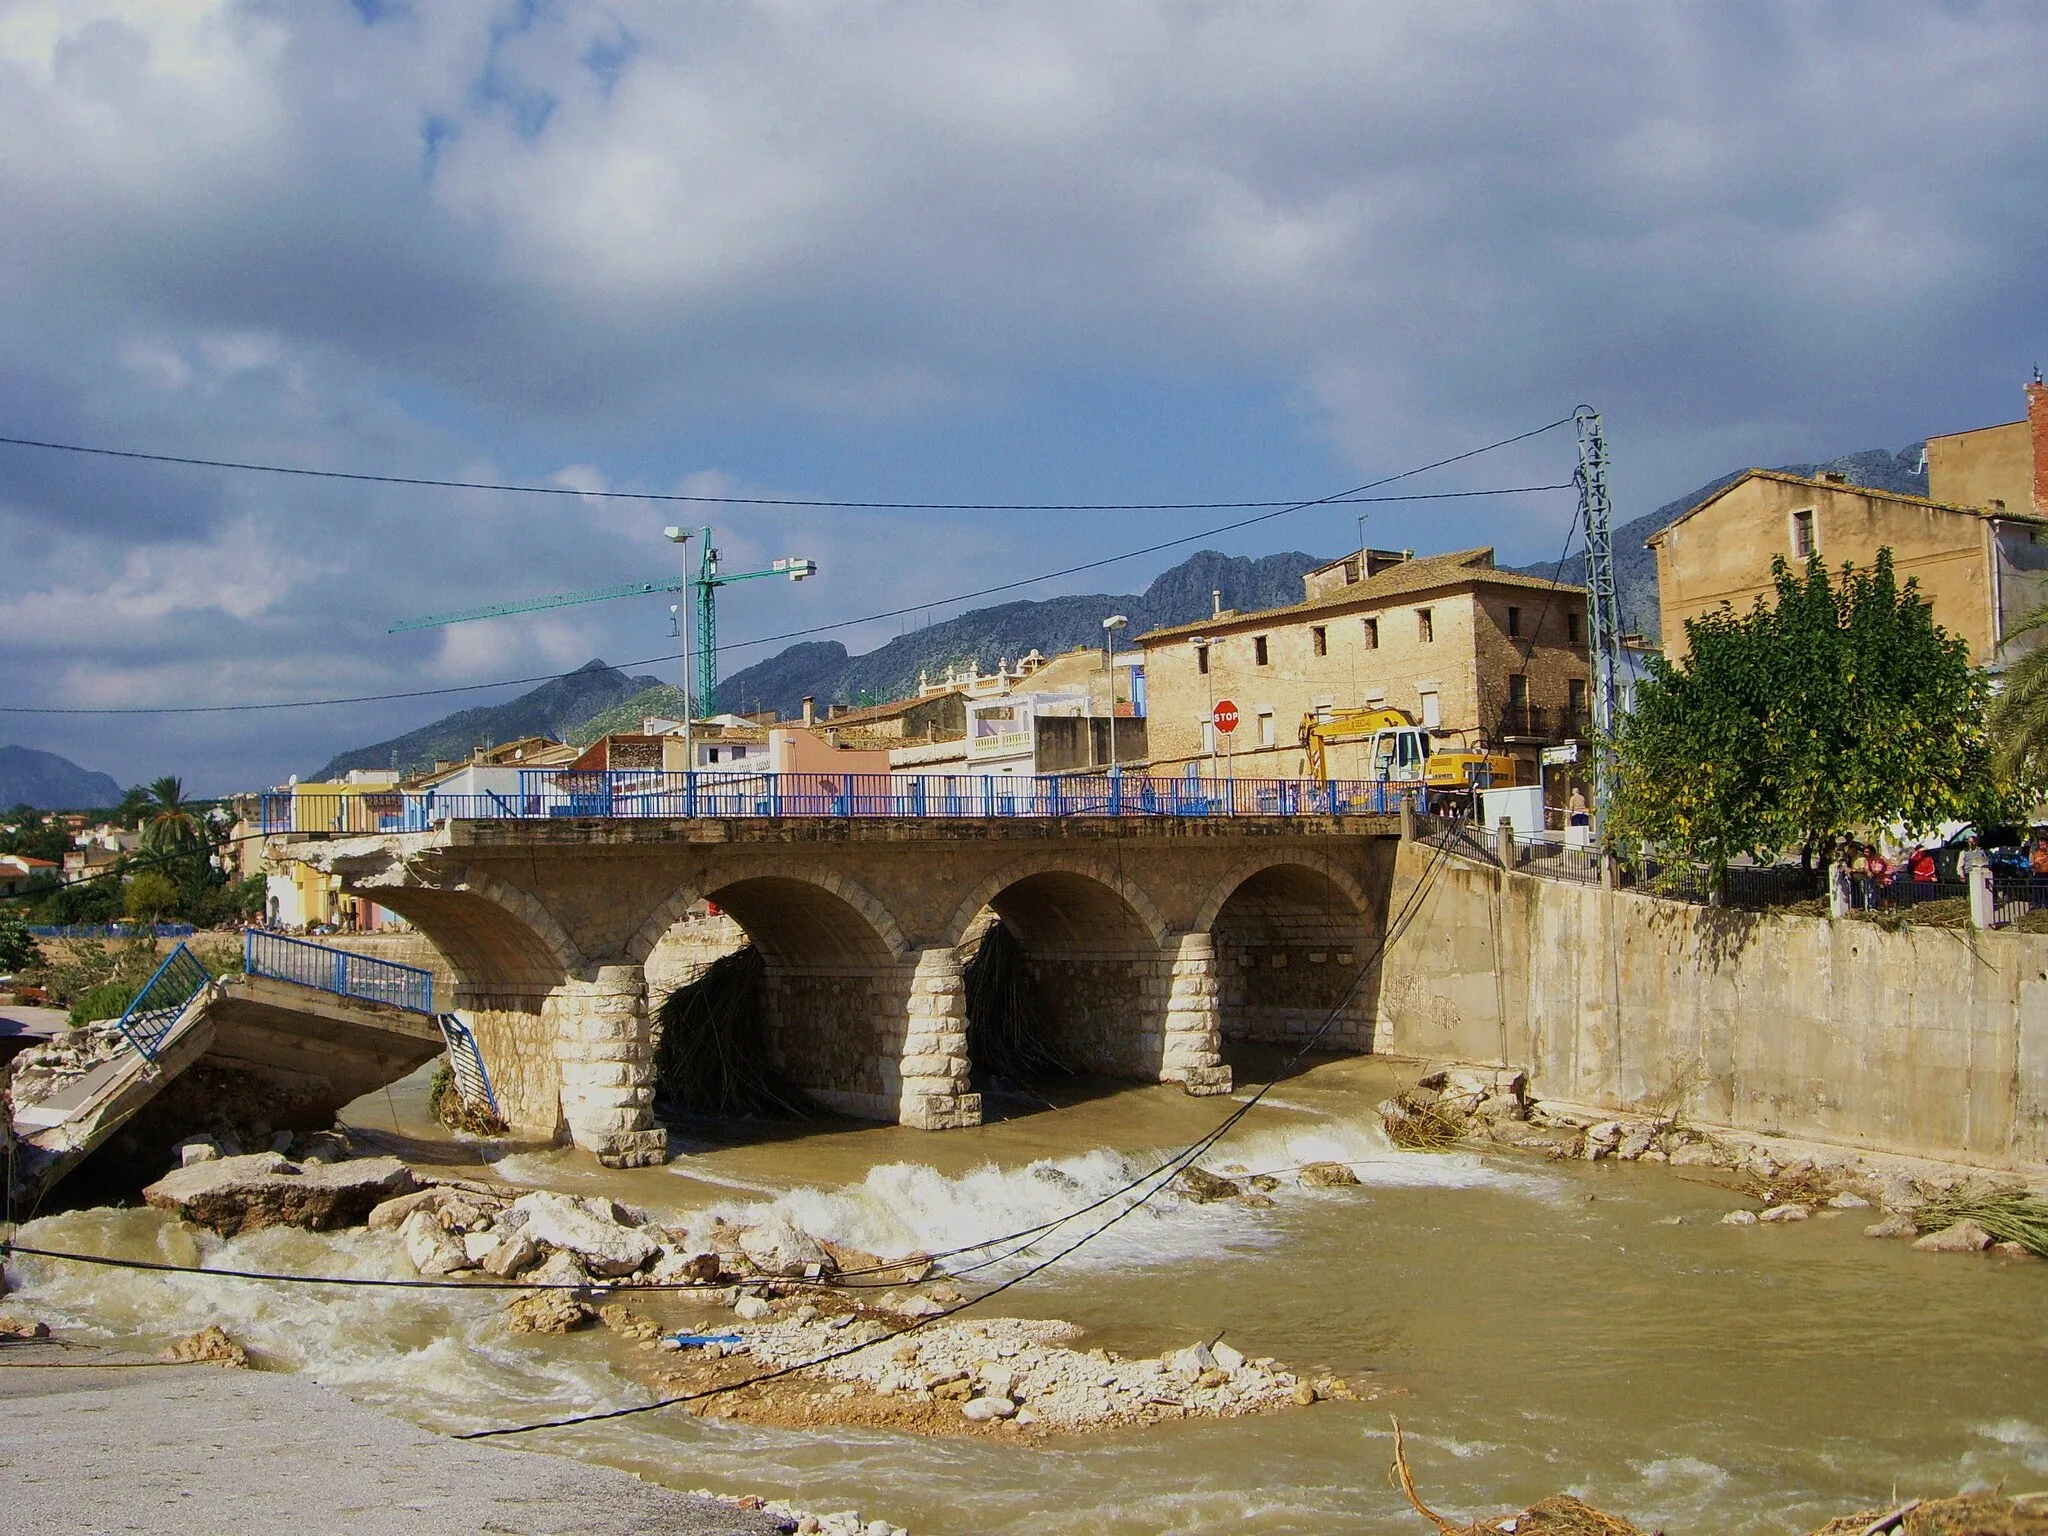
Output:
(1212, 699), (1240, 734)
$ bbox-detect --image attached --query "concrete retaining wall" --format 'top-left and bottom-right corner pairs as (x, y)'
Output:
(1377, 841), (2048, 1170)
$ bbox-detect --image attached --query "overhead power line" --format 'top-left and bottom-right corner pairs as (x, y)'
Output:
(0, 418), (1575, 717)
(2, 430), (1531, 513)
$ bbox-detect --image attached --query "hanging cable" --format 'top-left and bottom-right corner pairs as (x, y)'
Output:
(0, 418), (1575, 718)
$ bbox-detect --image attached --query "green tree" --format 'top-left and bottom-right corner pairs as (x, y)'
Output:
(0, 909), (41, 973)
(1986, 606), (2048, 796)
(113, 784), (154, 830)
(1610, 551), (1996, 879)
(140, 777), (204, 860)
(124, 869), (181, 924)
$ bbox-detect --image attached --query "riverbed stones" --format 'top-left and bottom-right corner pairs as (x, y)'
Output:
(161, 1325), (250, 1368)
(484, 1228), (543, 1278)
(1297, 1161), (1361, 1188)
(1863, 1213), (1918, 1239)
(1614, 1125), (1658, 1161)
(1758, 1204), (1811, 1223)
(142, 1153), (415, 1237)
(1668, 1144), (1725, 1168)
(507, 1289), (594, 1334)
(400, 1208), (471, 1275)
(1172, 1167), (1242, 1203)
(1913, 1219), (1995, 1253)
(960, 1396), (1015, 1421)
(511, 1190), (658, 1276)
(1720, 1209), (1760, 1226)
(1826, 1192), (1873, 1210)
(739, 1214), (835, 1278)
(734, 1294), (775, 1321)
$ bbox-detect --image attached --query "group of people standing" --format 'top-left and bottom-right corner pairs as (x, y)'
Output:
(1834, 830), (2048, 909)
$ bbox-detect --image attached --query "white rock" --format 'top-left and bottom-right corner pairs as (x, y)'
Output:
(1615, 1126), (1657, 1161)
(1720, 1209), (1760, 1226)
(961, 1395), (1017, 1421)
(463, 1230), (502, 1263)
(738, 1213), (833, 1277)
(1669, 1144), (1724, 1168)
(527, 1249), (591, 1288)
(176, 1137), (221, 1167)
(978, 1364), (1018, 1399)
(734, 1294), (774, 1321)
(895, 1294), (945, 1319)
(1826, 1191), (1872, 1210)
(511, 1190), (658, 1276)
(483, 1229), (543, 1279)
(1758, 1204), (1810, 1223)
(864, 1523), (893, 1536)
(1211, 1342), (1245, 1373)
(400, 1208), (470, 1275)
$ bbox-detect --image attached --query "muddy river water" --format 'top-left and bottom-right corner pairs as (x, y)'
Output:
(12, 1054), (2046, 1534)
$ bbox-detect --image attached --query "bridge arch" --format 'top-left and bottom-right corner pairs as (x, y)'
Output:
(942, 854), (1174, 1086)
(1195, 856), (1382, 1052)
(627, 861), (909, 967)
(628, 861), (915, 1124)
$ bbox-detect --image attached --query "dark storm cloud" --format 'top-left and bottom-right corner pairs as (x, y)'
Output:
(1, 1), (2043, 789)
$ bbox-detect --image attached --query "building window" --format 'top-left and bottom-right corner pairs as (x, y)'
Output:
(1196, 645), (1209, 675)
(1254, 635), (1270, 666)
(1417, 608), (1433, 643)
(1568, 678), (1588, 717)
(1507, 674), (1529, 707)
(1258, 710), (1276, 748)
(1567, 611), (1582, 644)
(1362, 617), (1379, 649)
(1311, 625), (1327, 656)
(1419, 690), (1441, 728)
(1507, 605), (1522, 638)
(1792, 508), (1817, 559)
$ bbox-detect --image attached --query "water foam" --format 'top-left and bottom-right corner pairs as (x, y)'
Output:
(688, 1111), (1530, 1277)
(7, 1207), (640, 1433)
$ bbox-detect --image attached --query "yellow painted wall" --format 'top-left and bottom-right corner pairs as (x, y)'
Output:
(1927, 419), (2031, 514)
(1651, 475), (2000, 663)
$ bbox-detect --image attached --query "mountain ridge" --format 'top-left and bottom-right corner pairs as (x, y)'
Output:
(0, 745), (123, 809)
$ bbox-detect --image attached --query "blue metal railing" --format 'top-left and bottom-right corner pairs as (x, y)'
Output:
(261, 772), (1404, 833)
(436, 1013), (502, 1120)
(27, 923), (196, 940)
(244, 929), (435, 1014)
(111, 943), (213, 1061)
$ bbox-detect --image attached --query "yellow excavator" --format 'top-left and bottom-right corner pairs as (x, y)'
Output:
(1298, 707), (1529, 807)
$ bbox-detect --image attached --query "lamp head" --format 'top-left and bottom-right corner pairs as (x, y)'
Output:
(1103, 614), (1128, 631)
(663, 526), (688, 543)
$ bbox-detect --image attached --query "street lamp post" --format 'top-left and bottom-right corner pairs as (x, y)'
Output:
(1102, 614), (1128, 773)
(662, 526), (694, 778)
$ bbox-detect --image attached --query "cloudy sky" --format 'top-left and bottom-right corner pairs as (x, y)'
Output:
(2, 0), (2044, 793)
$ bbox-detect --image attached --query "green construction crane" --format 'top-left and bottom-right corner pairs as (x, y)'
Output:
(390, 526), (816, 719)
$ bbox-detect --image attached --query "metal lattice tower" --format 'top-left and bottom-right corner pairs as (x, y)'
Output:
(1574, 406), (1624, 827)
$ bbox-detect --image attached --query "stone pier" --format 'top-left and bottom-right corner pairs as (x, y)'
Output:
(545, 966), (666, 1167)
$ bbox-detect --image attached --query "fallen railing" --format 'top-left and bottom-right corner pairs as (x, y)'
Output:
(243, 929), (435, 1014)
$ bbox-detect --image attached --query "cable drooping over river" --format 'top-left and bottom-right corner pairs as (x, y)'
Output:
(4, 837), (1459, 1437)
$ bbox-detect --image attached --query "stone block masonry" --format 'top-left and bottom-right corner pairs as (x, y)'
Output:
(545, 966), (666, 1167)
(292, 814), (1400, 1146)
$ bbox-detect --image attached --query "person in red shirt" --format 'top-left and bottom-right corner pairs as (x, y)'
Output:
(1908, 847), (1936, 884)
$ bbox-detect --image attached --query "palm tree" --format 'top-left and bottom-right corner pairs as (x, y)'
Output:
(114, 784), (153, 830)
(140, 776), (204, 860)
(1988, 607), (2048, 786)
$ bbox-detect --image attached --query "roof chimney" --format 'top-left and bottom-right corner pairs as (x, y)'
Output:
(2029, 368), (2048, 515)
(801, 695), (816, 727)
(1212, 589), (1223, 619)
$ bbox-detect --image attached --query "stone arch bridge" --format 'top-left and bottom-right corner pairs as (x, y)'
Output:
(292, 815), (1402, 1165)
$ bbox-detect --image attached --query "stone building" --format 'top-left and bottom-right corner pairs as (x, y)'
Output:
(1650, 374), (2048, 668)
(1136, 546), (1589, 779)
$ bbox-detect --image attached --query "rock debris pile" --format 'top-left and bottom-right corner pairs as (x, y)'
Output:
(5, 1021), (128, 1109)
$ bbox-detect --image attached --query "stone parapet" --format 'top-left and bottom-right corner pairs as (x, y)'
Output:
(545, 966), (668, 1168)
